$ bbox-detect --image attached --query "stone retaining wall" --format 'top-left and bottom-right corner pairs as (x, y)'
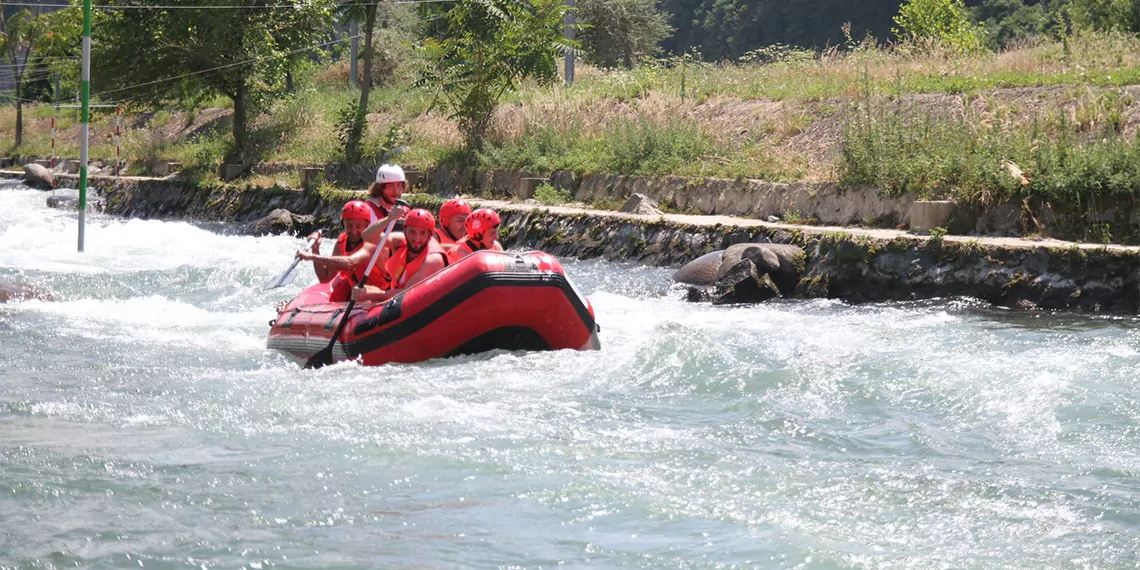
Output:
(15, 172), (1139, 314)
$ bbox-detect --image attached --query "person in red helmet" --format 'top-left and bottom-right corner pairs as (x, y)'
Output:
(296, 202), (409, 301)
(306, 200), (372, 283)
(447, 207), (504, 264)
(435, 198), (470, 247)
(350, 208), (449, 303)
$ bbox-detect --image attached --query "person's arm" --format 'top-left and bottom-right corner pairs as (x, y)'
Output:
(492, 240), (504, 251)
(350, 284), (390, 303)
(402, 254), (447, 289)
(361, 205), (409, 242)
(307, 232), (336, 283)
(297, 242), (372, 270)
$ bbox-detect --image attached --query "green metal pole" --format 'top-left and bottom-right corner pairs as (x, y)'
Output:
(78, 0), (91, 252)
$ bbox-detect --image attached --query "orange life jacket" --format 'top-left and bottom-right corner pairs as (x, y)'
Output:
(434, 227), (462, 247)
(384, 239), (448, 291)
(446, 237), (504, 264)
(333, 232), (366, 283)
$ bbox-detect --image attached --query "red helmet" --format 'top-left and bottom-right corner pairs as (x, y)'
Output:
(439, 199), (471, 224)
(403, 208), (436, 232)
(341, 200), (372, 222)
(466, 208), (501, 238)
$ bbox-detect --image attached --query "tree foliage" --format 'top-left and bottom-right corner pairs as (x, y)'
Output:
(1067, 0), (1140, 34)
(92, 0), (335, 163)
(893, 0), (985, 52)
(576, 0), (672, 68)
(416, 0), (574, 151)
(657, 0), (900, 60)
(0, 3), (80, 146)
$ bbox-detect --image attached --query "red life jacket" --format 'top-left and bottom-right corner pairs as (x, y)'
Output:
(333, 232), (366, 283)
(446, 237), (502, 264)
(434, 227), (461, 247)
(385, 238), (448, 291)
(364, 198), (390, 223)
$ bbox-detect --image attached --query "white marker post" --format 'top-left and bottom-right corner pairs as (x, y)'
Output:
(78, 0), (91, 252)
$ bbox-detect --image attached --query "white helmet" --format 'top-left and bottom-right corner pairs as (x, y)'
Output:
(375, 163), (406, 184)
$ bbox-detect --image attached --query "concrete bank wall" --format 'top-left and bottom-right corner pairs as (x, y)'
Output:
(18, 173), (1140, 314)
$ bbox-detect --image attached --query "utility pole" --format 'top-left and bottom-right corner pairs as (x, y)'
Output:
(78, 0), (91, 252)
(349, 20), (358, 89)
(564, 0), (575, 87)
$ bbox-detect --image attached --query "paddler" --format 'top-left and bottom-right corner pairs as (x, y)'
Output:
(434, 198), (470, 248)
(366, 163), (408, 225)
(446, 207), (504, 264)
(296, 202), (409, 302)
(306, 200), (371, 284)
(350, 208), (449, 303)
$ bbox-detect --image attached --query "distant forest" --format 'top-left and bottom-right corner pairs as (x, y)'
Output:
(658, 0), (1086, 59)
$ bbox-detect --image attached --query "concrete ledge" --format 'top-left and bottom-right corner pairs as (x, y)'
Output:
(909, 200), (956, 233)
(517, 177), (549, 200)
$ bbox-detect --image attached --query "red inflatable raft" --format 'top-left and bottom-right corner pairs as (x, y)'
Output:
(267, 250), (600, 366)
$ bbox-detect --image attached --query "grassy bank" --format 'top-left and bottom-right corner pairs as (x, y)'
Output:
(2, 33), (1139, 241)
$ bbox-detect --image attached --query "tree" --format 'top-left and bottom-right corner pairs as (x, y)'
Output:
(576, 0), (672, 68)
(417, 0), (574, 152)
(338, 0), (380, 164)
(0, 4), (80, 147)
(656, 0), (901, 60)
(893, 0), (985, 52)
(92, 0), (335, 163)
(1067, 0), (1140, 34)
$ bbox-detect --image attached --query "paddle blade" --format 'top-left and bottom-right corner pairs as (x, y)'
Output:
(262, 260), (301, 291)
(303, 345), (335, 369)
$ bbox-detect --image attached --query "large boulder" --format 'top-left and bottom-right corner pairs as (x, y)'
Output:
(619, 193), (663, 216)
(23, 163), (53, 190)
(244, 209), (316, 236)
(678, 242), (807, 304)
(672, 249), (724, 286)
(0, 280), (54, 303)
(717, 242), (806, 296)
(711, 259), (782, 305)
(46, 193), (105, 212)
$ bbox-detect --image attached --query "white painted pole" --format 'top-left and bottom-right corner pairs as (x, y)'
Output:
(78, 0), (91, 252)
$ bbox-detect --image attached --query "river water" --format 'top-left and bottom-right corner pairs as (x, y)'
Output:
(2, 185), (1139, 569)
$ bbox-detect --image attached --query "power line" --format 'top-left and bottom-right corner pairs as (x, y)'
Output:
(92, 32), (361, 99)
(0, 0), (456, 8)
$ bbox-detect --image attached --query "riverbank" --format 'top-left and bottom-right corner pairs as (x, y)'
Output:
(11, 171), (1137, 314)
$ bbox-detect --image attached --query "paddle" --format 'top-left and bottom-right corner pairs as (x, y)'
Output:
(263, 232), (321, 290)
(304, 199), (409, 369)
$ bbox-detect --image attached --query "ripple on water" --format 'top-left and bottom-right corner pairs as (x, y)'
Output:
(2, 187), (1140, 568)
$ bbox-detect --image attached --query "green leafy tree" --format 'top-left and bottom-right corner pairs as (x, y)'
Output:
(577, 0), (672, 68)
(972, 0), (1066, 49)
(0, 3), (80, 147)
(1067, 0), (1140, 34)
(893, 0), (985, 52)
(417, 0), (575, 152)
(338, 0), (381, 164)
(92, 0), (335, 163)
(656, 0), (900, 60)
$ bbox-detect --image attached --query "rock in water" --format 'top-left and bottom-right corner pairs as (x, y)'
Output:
(46, 193), (105, 212)
(23, 163), (53, 190)
(673, 249), (724, 286)
(718, 242), (805, 296)
(244, 209), (315, 236)
(711, 259), (782, 305)
(0, 280), (54, 303)
(619, 193), (664, 216)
